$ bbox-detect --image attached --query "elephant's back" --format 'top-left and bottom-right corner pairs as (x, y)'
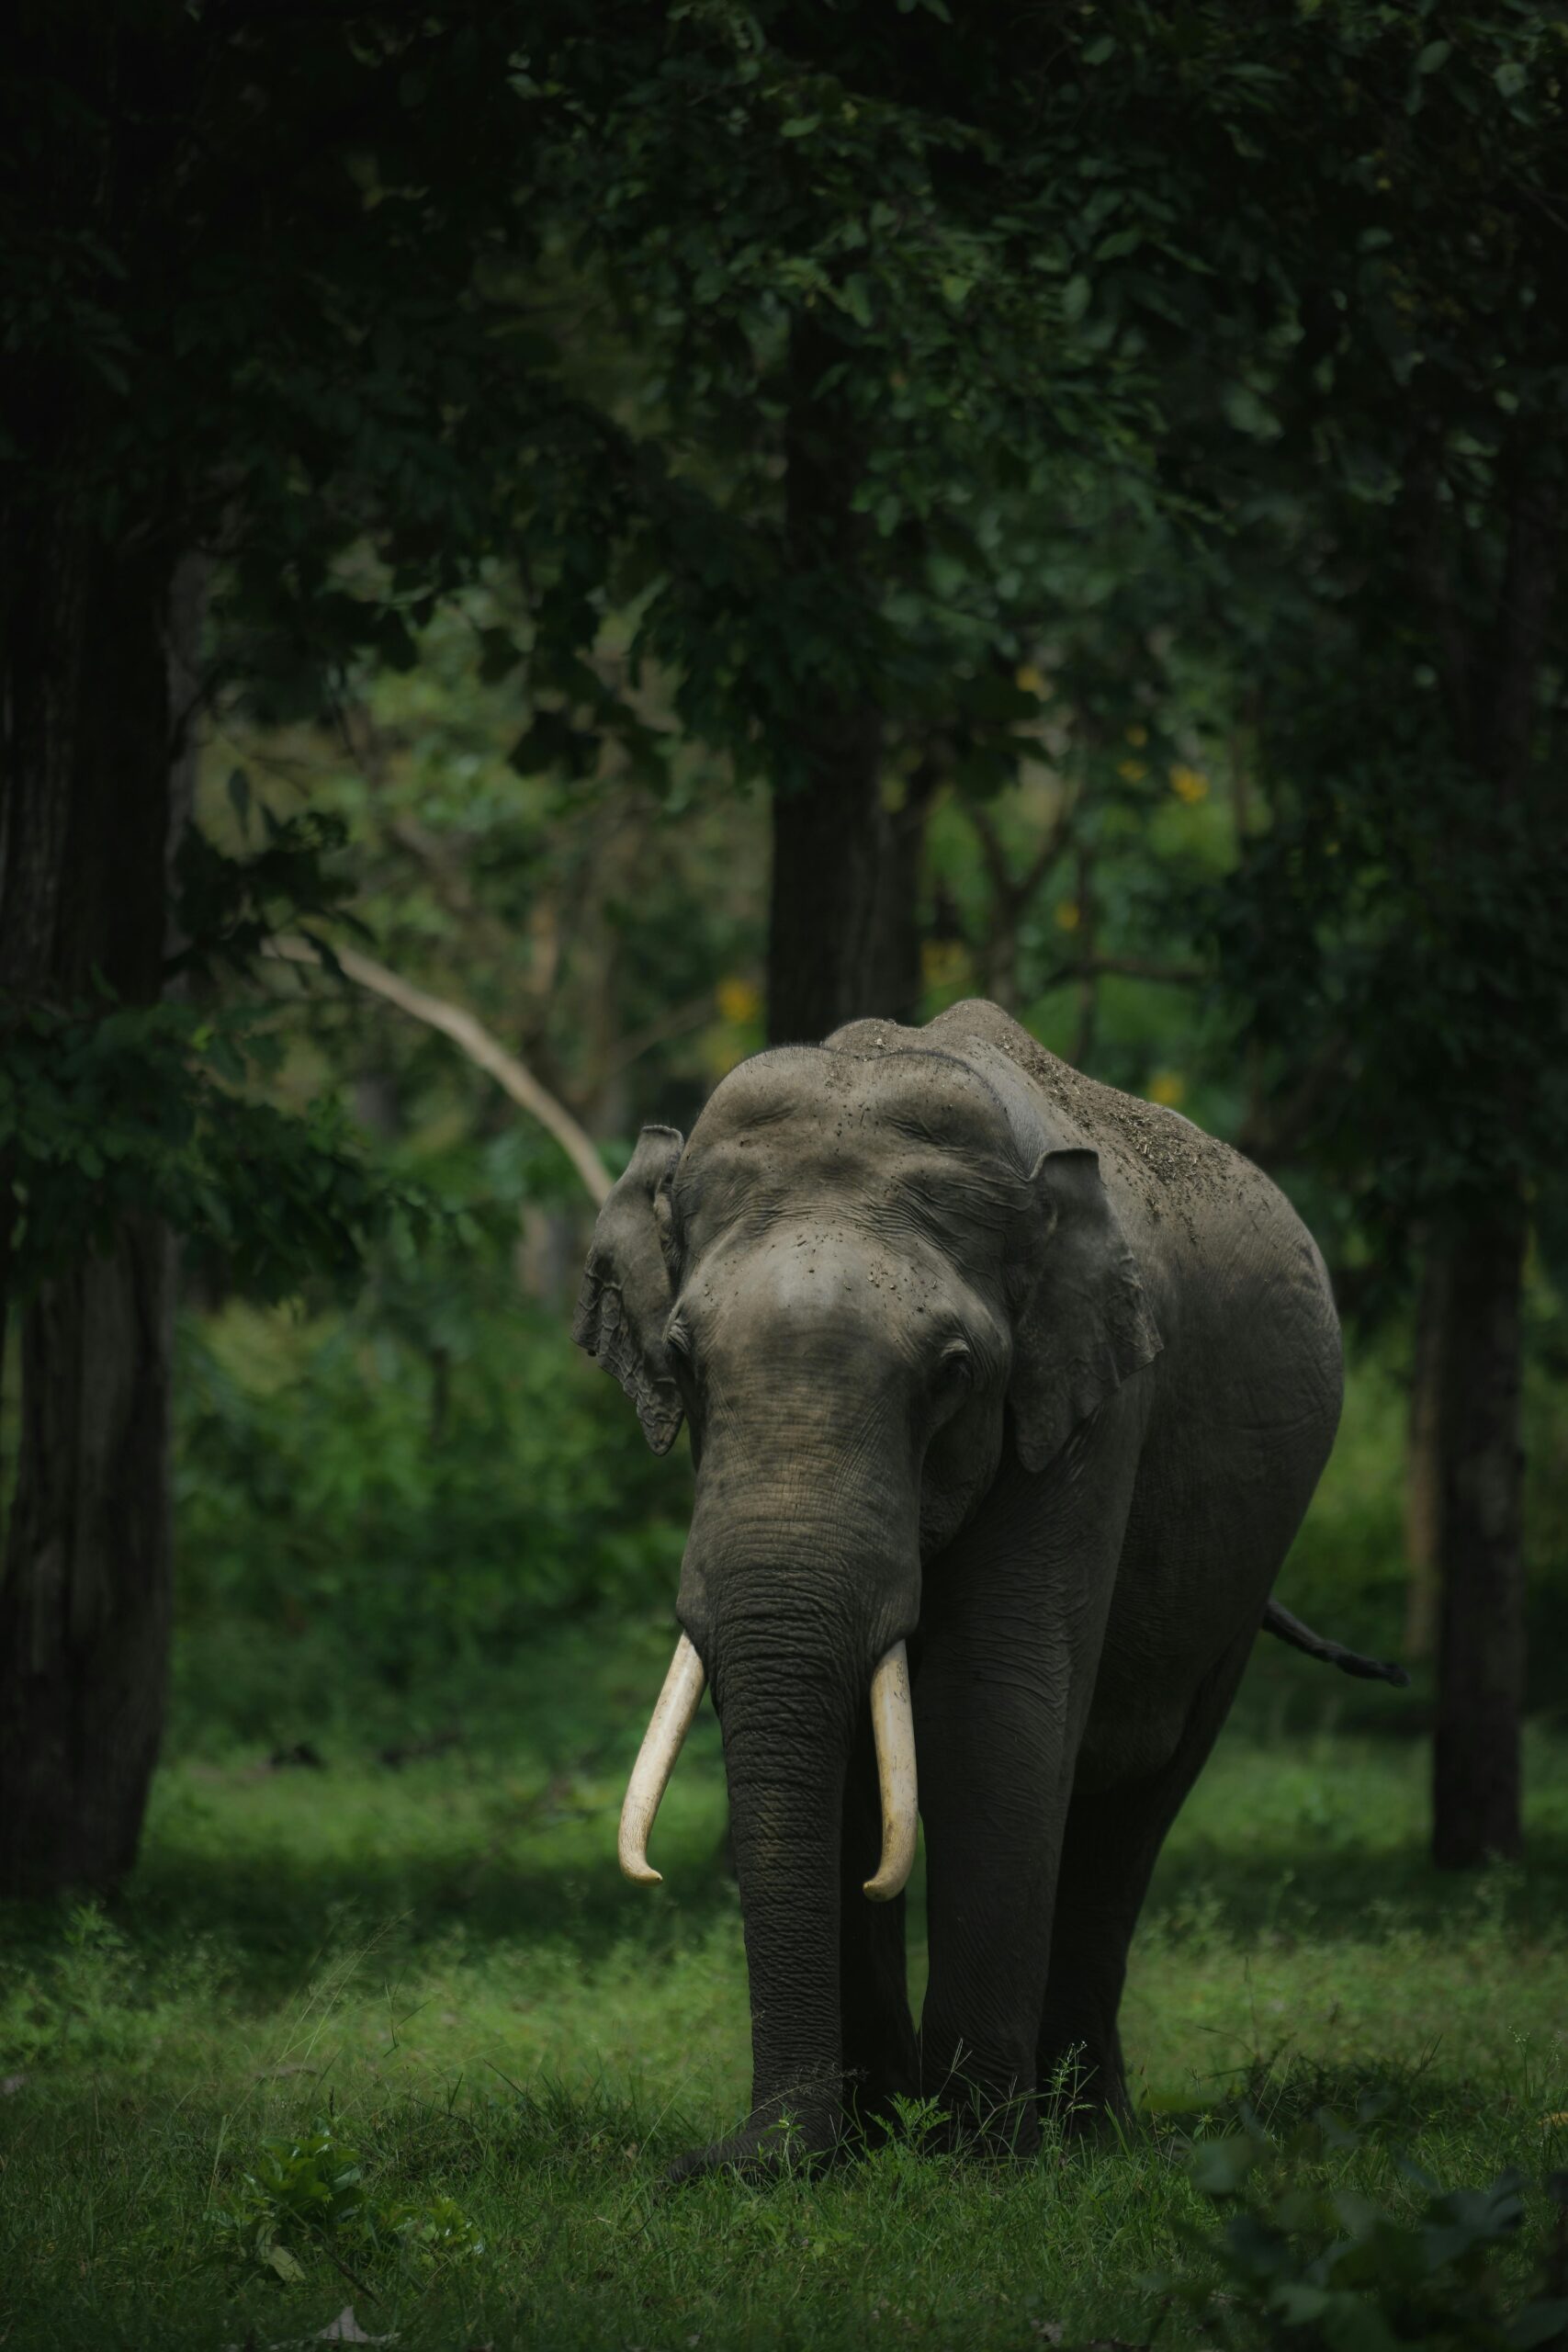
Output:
(916, 1000), (1337, 1367)
(837, 995), (1342, 1436)
(916, 998), (1247, 1239)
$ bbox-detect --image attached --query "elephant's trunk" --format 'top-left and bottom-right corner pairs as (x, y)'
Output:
(632, 1407), (922, 2166)
(620, 1501), (919, 2163)
(717, 1639), (856, 2143)
(618, 1635), (915, 1899)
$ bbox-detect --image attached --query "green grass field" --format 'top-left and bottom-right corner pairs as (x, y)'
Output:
(5, 1618), (1568, 2352)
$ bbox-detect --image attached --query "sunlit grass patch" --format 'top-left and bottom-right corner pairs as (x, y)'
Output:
(4, 1696), (1568, 2349)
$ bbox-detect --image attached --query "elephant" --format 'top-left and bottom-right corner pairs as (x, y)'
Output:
(573, 999), (1404, 2180)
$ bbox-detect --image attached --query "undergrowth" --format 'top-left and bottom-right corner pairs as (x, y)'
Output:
(5, 1680), (1568, 2350)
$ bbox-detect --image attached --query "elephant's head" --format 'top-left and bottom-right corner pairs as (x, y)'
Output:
(573, 1038), (1158, 2157)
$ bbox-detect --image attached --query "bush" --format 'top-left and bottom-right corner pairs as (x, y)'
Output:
(210, 2119), (482, 2286)
(172, 1277), (686, 1746)
(1159, 2107), (1568, 2349)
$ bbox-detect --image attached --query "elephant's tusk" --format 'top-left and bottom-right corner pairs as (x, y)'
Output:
(863, 1641), (918, 1902)
(619, 1633), (706, 1885)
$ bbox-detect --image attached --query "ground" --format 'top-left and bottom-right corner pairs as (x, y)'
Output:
(3, 1620), (1567, 2351)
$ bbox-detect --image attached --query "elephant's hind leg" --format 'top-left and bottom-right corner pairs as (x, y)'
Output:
(1037, 1621), (1257, 2132)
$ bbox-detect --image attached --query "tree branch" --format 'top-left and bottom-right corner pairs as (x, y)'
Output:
(1235, 1035), (1349, 1168)
(1016, 799), (1077, 907)
(964, 800), (1017, 910)
(598, 990), (716, 1085)
(964, 795), (1075, 913)
(266, 935), (612, 1206)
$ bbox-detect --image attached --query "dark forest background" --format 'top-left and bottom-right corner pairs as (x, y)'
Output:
(4, 9), (1568, 2346)
(5, 0), (1565, 1889)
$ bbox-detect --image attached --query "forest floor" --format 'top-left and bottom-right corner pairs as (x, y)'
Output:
(4, 1622), (1568, 2351)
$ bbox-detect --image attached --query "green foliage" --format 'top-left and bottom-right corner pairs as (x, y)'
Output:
(170, 799), (362, 982)
(1163, 2107), (1568, 2349)
(173, 1292), (686, 1742)
(8, 0), (1560, 1298)
(1206, 735), (1568, 1256)
(211, 2120), (482, 2287)
(0, 1902), (177, 2072)
(1129, 0), (1568, 1250)
(214, 588), (765, 1140)
(5, 1676), (1568, 2350)
(212, 2123), (373, 2283)
(0, 998), (434, 1301)
(537, 4), (1166, 797)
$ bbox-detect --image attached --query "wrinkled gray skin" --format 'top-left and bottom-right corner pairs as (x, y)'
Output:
(575, 1002), (1343, 2179)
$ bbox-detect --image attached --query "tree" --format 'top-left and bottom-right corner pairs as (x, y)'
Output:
(1165, 7), (1567, 1863)
(0, 6), (642, 1894)
(14, 0), (1554, 1896)
(5, 0), (1201, 1896)
(521, 6), (1179, 1042)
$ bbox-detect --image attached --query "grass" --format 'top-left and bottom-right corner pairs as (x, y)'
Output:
(5, 1621), (1568, 2351)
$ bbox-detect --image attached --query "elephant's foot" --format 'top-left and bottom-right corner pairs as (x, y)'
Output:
(841, 2057), (919, 2149)
(664, 2090), (842, 2187)
(1038, 2040), (1134, 2143)
(918, 2024), (1042, 2161)
(919, 2068), (1041, 2162)
(942, 2097), (1040, 2163)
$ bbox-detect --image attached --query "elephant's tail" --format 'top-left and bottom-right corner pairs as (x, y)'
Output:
(1260, 1600), (1410, 1687)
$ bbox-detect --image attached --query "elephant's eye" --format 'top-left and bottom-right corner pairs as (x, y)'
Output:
(935, 1343), (974, 1394)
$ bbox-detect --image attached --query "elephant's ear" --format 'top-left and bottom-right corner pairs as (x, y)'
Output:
(1009, 1147), (1162, 1475)
(572, 1124), (685, 1454)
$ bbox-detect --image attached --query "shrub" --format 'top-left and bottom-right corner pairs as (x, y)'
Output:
(172, 1283), (685, 1743)
(210, 2120), (482, 2285)
(1157, 2107), (1568, 2348)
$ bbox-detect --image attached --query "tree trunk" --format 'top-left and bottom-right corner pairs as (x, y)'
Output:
(1431, 1193), (1527, 1869)
(768, 753), (890, 1045)
(864, 763), (938, 1028)
(1403, 1240), (1450, 1662)
(0, 537), (183, 1897)
(1069, 842), (1099, 1069)
(767, 316), (892, 1046)
(1426, 462), (1554, 1871)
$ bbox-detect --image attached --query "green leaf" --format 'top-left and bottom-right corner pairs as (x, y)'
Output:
(508, 712), (596, 780)
(1416, 39), (1451, 72)
(1190, 2134), (1263, 2198)
(477, 626), (521, 685)
(1221, 380), (1279, 438)
(780, 115), (819, 138)
(373, 611), (418, 673)
(840, 274), (874, 328)
(1062, 274), (1090, 323)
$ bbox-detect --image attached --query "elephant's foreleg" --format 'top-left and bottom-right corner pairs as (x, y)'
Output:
(1036, 1619), (1258, 2131)
(915, 1616), (1075, 2156)
(915, 1428), (1140, 2156)
(838, 1710), (918, 2140)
